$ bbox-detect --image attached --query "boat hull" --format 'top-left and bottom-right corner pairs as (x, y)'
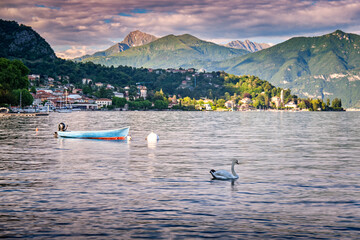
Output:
(57, 127), (130, 140)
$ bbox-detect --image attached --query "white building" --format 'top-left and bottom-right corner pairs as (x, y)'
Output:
(139, 86), (147, 99)
(204, 104), (212, 111)
(67, 94), (83, 103)
(271, 96), (281, 108)
(114, 92), (125, 98)
(82, 78), (92, 85)
(106, 84), (115, 90)
(241, 97), (252, 104)
(95, 98), (112, 108)
(225, 100), (236, 109)
(95, 82), (104, 87)
(285, 101), (297, 108)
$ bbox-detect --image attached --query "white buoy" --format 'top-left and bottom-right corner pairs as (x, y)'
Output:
(127, 135), (132, 141)
(146, 132), (159, 143)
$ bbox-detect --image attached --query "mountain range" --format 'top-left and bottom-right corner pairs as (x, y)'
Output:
(213, 30), (360, 107)
(224, 40), (270, 52)
(80, 33), (250, 69)
(76, 31), (268, 61)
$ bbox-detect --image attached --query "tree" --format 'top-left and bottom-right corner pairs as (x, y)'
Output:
(0, 58), (29, 89)
(183, 97), (192, 105)
(154, 100), (168, 109)
(253, 99), (260, 109)
(331, 98), (343, 111)
(224, 92), (231, 101)
(95, 87), (113, 99)
(326, 98), (330, 107)
(142, 100), (152, 109)
(298, 101), (307, 109)
(243, 92), (251, 98)
(13, 89), (34, 107)
(0, 58), (30, 106)
(154, 89), (166, 101)
(311, 99), (320, 111)
(112, 97), (127, 108)
(82, 85), (93, 95)
(216, 99), (225, 108)
(30, 86), (37, 94)
(331, 98), (342, 108)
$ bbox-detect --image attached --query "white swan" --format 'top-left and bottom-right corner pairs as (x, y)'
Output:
(210, 159), (240, 180)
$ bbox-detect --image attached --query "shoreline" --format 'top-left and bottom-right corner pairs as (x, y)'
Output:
(1, 108), (354, 117)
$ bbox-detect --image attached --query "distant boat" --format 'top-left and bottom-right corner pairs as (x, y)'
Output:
(56, 126), (130, 140)
(56, 90), (72, 113)
(55, 108), (72, 113)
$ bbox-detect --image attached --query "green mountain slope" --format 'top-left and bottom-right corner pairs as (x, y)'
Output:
(75, 43), (130, 61)
(214, 30), (360, 107)
(0, 19), (56, 61)
(74, 30), (157, 61)
(83, 34), (249, 68)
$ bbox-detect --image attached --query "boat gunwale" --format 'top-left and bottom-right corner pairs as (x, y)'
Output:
(57, 126), (130, 134)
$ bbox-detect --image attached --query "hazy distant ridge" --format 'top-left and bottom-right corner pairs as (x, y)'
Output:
(225, 40), (270, 52)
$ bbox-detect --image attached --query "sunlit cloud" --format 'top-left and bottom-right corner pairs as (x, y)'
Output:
(55, 46), (98, 59)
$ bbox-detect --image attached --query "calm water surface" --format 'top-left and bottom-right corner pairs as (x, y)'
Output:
(0, 111), (359, 239)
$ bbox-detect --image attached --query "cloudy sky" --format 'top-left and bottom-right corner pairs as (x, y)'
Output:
(1, 0), (360, 59)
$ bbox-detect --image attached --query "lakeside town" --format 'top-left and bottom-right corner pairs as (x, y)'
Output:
(1, 66), (350, 114)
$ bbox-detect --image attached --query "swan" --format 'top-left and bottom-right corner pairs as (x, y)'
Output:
(210, 159), (240, 180)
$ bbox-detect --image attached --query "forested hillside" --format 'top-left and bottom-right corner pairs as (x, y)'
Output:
(0, 19), (56, 60)
(213, 30), (360, 107)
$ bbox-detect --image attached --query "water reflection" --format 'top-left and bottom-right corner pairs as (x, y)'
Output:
(147, 142), (157, 149)
(0, 111), (359, 239)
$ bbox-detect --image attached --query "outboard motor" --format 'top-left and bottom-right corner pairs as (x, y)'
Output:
(58, 122), (68, 132)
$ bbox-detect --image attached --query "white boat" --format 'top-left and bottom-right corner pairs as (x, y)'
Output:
(56, 124), (130, 140)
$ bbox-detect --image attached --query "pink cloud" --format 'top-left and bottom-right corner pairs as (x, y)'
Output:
(0, 0), (359, 54)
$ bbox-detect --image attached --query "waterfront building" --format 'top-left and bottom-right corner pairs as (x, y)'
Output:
(96, 98), (112, 108)
(285, 101), (297, 108)
(271, 96), (281, 108)
(139, 86), (147, 99)
(241, 97), (252, 104)
(225, 100), (236, 109)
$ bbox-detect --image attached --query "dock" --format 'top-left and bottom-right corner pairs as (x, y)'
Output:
(0, 113), (49, 117)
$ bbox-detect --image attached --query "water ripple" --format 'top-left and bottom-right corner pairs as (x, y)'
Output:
(0, 111), (359, 239)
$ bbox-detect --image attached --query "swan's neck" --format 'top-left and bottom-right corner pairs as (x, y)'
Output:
(231, 161), (238, 177)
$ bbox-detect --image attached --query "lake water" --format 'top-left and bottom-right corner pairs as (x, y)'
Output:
(0, 111), (359, 239)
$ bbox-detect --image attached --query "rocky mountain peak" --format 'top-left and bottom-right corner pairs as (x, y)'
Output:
(121, 30), (158, 47)
(225, 40), (271, 52)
